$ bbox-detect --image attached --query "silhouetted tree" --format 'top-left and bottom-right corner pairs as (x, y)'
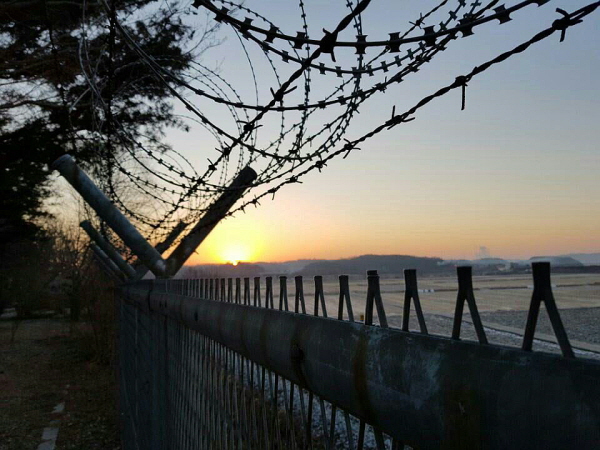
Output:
(0, 0), (217, 312)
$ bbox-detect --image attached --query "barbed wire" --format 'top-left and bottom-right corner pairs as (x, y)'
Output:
(76, 0), (598, 246)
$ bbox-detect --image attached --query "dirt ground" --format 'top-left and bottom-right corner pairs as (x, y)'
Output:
(0, 318), (120, 450)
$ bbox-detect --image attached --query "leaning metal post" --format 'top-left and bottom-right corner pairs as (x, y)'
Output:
(154, 220), (187, 255)
(165, 166), (257, 277)
(133, 220), (187, 280)
(52, 154), (167, 277)
(81, 220), (136, 279)
(89, 243), (124, 281)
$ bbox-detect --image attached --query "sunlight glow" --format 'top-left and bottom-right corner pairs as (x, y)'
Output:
(221, 243), (251, 265)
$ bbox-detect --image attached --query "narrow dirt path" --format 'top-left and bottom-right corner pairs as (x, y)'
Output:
(0, 319), (120, 450)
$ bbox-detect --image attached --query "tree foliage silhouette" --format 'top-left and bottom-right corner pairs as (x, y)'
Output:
(0, 0), (216, 243)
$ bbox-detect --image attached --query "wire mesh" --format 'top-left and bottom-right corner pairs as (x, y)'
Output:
(118, 275), (403, 450)
(117, 264), (600, 449)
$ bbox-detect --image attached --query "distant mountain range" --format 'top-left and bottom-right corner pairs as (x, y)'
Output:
(297, 255), (445, 276)
(443, 255), (584, 268)
(178, 252), (600, 278)
(563, 253), (600, 265)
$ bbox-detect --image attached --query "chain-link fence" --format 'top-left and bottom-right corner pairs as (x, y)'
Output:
(117, 265), (600, 450)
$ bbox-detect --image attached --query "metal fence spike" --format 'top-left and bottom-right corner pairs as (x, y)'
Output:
(314, 275), (328, 317)
(244, 278), (251, 305)
(452, 266), (488, 344)
(365, 270), (388, 327)
(338, 275), (355, 322)
(402, 269), (428, 334)
(279, 276), (289, 311)
(522, 262), (575, 358)
(253, 277), (262, 307)
(235, 278), (241, 304)
(294, 276), (307, 314)
(266, 277), (274, 309)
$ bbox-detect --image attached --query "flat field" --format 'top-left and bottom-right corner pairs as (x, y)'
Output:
(311, 273), (600, 318)
(295, 273), (600, 355)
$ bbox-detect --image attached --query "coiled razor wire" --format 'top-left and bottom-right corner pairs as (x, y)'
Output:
(79, 0), (599, 244)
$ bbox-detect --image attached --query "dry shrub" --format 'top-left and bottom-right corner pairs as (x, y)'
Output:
(74, 265), (118, 365)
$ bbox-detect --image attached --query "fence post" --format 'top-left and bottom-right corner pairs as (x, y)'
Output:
(81, 220), (136, 279)
(52, 154), (167, 277)
(253, 277), (261, 307)
(337, 275), (354, 322)
(279, 276), (289, 311)
(365, 270), (388, 327)
(294, 276), (306, 314)
(452, 266), (488, 344)
(402, 269), (428, 334)
(164, 166), (257, 277)
(244, 278), (250, 305)
(134, 221), (187, 279)
(522, 262), (574, 358)
(89, 243), (124, 280)
(314, 276), (327, 317)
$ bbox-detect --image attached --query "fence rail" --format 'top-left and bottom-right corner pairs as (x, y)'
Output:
(117, 263), (600, 450)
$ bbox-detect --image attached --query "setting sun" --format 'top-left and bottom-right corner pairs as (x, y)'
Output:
(221, 243), (252, 265)
(185, 214), (267, 265)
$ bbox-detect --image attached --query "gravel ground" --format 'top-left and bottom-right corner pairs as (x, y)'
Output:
(478, 307), (600, 345)
(387, 310), (600, 360)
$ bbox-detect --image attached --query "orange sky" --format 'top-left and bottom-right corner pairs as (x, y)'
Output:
(188, 156), (600, 265)
(53, 2), (599, 266)
(173, 5), (599, 266)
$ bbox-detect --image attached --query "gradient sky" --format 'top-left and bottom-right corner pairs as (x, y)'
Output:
(53, 1), (599, 265)
(161, 0), (600, 265)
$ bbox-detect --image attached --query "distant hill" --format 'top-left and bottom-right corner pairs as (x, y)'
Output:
(563, 253), (600, 266)
(441, 258), (509, 267)
(179, 262), (265, 278)
(297, 254), (447, 276)
(179, 252), (596, 278)
(254, 259), (315, 275)
(181, 255), (448, 277)
(444, 256), (586, 269)
(529, 256), (583, 267)
(472, 258), (508, 266)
